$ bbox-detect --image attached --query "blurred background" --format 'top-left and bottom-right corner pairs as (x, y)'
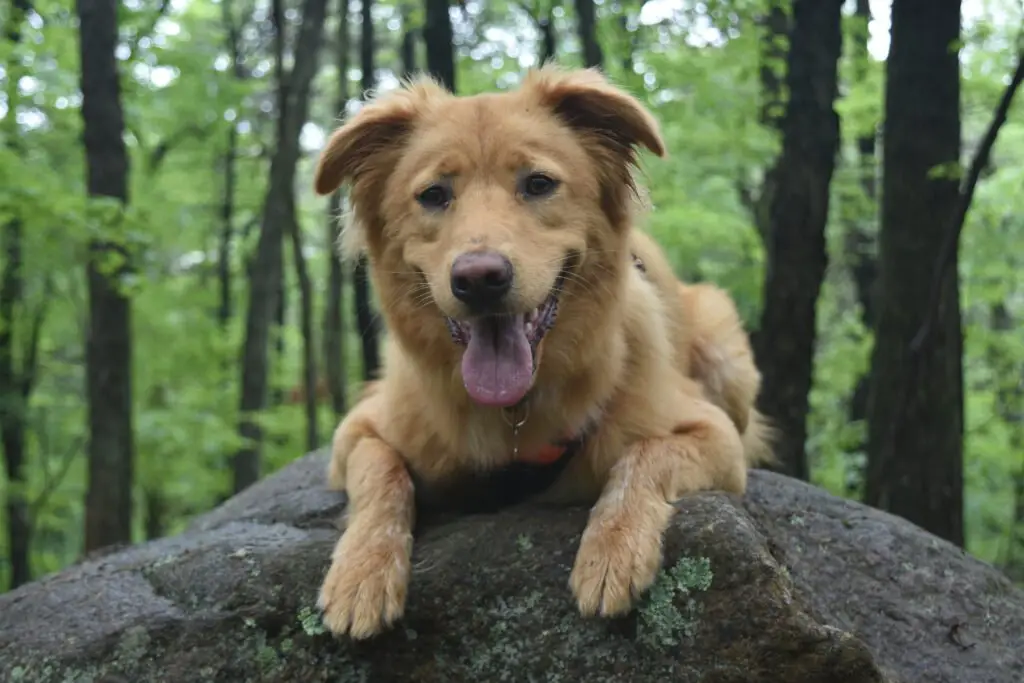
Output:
(0, 0), (1022, 592)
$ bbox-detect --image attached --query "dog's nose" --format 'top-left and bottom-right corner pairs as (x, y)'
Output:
(450, 251), (513, 309)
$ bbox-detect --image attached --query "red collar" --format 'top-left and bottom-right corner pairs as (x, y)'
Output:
(516, 419), (599, 466)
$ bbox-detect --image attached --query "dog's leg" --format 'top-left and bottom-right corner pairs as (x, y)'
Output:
(568, 398), (746, 618)
(318, 429), (415, 639)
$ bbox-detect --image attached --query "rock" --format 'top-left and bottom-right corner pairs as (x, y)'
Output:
(0, 451), (1021, 683)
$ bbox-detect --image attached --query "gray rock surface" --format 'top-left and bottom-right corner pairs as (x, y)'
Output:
(1, 450), (1021, 682)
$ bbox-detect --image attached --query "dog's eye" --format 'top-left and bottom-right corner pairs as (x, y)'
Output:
(521, 173), (559, 199)
(416, 184), (451, 209)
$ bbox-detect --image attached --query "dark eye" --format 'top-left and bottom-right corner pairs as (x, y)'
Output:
(416, 184), (451, 209)
(521, 172), (558, 199)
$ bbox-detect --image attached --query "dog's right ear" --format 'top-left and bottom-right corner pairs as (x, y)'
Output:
(313, 78), (446, 197)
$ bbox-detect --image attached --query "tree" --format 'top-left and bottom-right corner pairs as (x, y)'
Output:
(424, 0), (456, 90)
(753, 0), (843, 481)
(844, 0), (881, 446)
(76, 0), (136, 552)
(865, 0), (1024, 547)
(352, 0), (381, 383)
(323, 0), (352, 419)
(574, 0), (602, 69)
(233, 0), (330, 492)
(1, 0), (46, 587)
(863, 0), (964, 543)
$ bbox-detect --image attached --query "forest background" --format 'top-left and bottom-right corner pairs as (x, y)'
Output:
(1, 0), (1023, 593)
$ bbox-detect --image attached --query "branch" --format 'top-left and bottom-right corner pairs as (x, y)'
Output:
(19, 276), (51, 399)
(30, 436), (85, 516)
(910, 46), (1024, 352)
(126, 0), (172, 57)
(147, 123), (215, 173)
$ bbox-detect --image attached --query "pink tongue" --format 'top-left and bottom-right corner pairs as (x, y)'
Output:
(460, 315), (534, 407)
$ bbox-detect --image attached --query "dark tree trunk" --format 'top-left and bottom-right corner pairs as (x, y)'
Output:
(352, 0), (381, 382)
(753, 0), (843, 482)
(77, 0), (135, 552)
(233, 0), (330, 492)
(143, 488), (166, 540)
(1, 0), (35, 591)
(217, 0), (243, 332)
(742, 0), (789, 247)
(539, 11), (555, 65)
(323, 0), (350, 418)
(845, 0), (879, 434)
(400, 3), (416, 77)
(288, 206), (319, 451)
(272, 264), (287, 407)
(863, 0), (964, 545)
(574, 0), (603, 69)
(0, 213), (30, 587)
(423, 0), (455, 91)
(217, 124), (237, 329)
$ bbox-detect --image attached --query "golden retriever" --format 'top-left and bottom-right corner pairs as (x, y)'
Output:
(310, 65), (773, 639)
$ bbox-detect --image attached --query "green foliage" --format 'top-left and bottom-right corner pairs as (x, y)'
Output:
(1, 0), (1024, 593)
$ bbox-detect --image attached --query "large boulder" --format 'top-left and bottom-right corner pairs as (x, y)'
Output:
(0, 451), (1021, 683)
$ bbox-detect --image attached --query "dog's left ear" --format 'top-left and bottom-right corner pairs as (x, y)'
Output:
(526, 66), (667, 163)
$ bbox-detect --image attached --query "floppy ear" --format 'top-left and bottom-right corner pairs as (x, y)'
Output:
(312, 77), (448, 197)
(524, 65), (667, 165)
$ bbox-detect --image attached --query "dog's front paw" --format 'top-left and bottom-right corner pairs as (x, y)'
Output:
(568, 502), (668, 618)
(317, 521), (412, 639)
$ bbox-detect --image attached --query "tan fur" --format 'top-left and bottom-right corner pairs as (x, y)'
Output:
(311, 65), (773, 639)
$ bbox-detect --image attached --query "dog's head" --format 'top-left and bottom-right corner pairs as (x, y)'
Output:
(314, 66), (665, 408)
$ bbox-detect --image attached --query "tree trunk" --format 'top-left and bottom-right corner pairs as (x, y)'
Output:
(77, 0), (135, 552)
(574, 0), (603, 69)
(288, 205), (319, 451)
(233, 0), (330, 493)
(217, 124), (237, 329)
(863, 0), (964, 546)
(1, 0), (34, 591)
(845, 0), (879, 435)
(423, 0), (455, 91)
(753, 0), (843, 482)
(353, 0), (381, 382)
(400, 3), (416, 77)
(539, 10), (555, 65)
(323, 0), (350, 419)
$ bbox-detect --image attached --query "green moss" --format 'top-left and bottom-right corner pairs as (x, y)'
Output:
(297, 605), (327, 636)
(637, 555), (713, 650)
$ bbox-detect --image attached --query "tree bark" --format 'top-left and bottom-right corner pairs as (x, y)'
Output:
(845, 0), (880, 435)
(233, 0), (330, 492)
(352, 0), (381, 382)
(77, 0), (136, 552)
(400, 3), (416, 77)
(423, 0), (455, 91)
(1, 0), (35, 591)
(288, 206), (319, 451)
(753, 0), (843, 482)
(574, 0), (603, 69)
(863, 0), (964, 545)
(323, 0), (350, 419)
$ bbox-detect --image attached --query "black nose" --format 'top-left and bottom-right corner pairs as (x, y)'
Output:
(450, 251), (514, 310)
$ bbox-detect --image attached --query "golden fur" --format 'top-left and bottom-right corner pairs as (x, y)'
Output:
(311, 65), (773, 639)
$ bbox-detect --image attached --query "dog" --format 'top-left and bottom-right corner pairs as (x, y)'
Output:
(310, 65), (773, 640)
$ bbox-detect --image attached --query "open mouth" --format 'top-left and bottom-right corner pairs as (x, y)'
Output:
(445, 268), (568, 408)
